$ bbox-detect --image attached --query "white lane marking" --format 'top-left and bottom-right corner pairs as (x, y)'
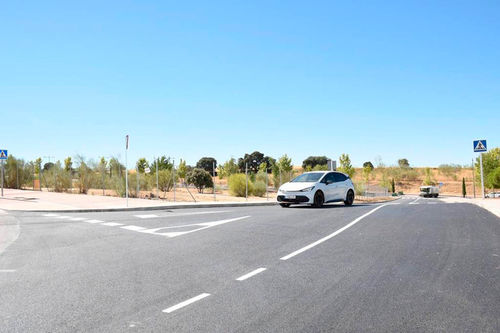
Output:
(84, 219), (104, 224)
(121, 225), (147, 231)
(236, 268), (267, 281)
(140, 216), (250, 238)
(54, 216), (72, 219)
(101, 222), (124, 226)
(134, 214), (159, 219)
(43, 213), (59, 217)
(409, 197), (420, 205)
(69, 217), (87, 221)
(0, 269), (16, 273)
(280, 204), (390, 261)
(162, 293), (211, 314)
(0, 209), (8, 215)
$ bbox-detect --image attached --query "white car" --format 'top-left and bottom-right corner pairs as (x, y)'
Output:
(277, 171), (355, 208)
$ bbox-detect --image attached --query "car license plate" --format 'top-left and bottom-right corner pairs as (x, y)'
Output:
(286, 195), (296, 199)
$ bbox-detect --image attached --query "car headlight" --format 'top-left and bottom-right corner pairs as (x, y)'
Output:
(299, 186), (315, 192)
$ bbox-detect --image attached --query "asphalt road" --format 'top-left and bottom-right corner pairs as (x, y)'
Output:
(0, 196), (499, 332)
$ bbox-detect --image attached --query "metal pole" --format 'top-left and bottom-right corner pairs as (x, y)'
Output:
(136, 166), (139, 197)
(1, 161), (4, 197)
(472, 158), (476, 198)
(125, 137), (128, 207)
(173, 158), (176, 202)
(213, 161), (216, 201)
(245, 162), (248, 201)
(479, 153), (485, 198)
(156, 157), (159, 199)
(266, 169), (268, 201)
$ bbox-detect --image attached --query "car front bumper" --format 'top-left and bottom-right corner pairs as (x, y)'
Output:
(277, 191), (314, 204)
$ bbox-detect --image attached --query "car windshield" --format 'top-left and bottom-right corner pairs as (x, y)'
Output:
(291, 173), (324, 182)
(420, 187), (430, 193)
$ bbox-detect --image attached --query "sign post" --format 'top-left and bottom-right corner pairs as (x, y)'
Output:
(125, 135), (129, 207)
(473, 140), (487, 198)
(0, 150), (8, 197)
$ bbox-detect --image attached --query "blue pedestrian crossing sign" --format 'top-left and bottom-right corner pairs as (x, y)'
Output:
(473, 140), (487, 152)
(0, 150), (7, 160)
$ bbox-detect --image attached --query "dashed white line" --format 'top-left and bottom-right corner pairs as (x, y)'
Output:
(54, 216), (72, 219)
(69, 217), (87, 221)
(121, 225), (147, 231)
(84, 219), (104, 224)
(280, 204), (390, 261)
(162, 293), (211, 313)
(134, 214), (159, 219)
(101, 222), (124, 226)
(43, 213), (59, 217)
(236, 268), (267, 281)
(0, 269), (16, 273)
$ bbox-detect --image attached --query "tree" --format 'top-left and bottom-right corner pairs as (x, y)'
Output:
(475, 148), (500, 189)
(136, 158), (148, 173)
(64, 157), (73, 172)
(302, 156), (328, 170)
(34, 157), (42, 174)
(423, 167), (435, 185)
(186, 168), (213, 193)
(177, 159), (187, 180)
(486, 167), (500, 189)
(363, 161), (374, 171)
(150, 156), (173, 172)
(219, 158), (239, 179)
(238, 151), (274, 173)
(363, 164), (372, 183)
(338, 153), (355, 178)
(391, 178), (395, 193)
(196, 157), (217, 173)
(272, 154), (293, 188)
(461, 177), (466, 197)
(398, 158), (410, 168)
(109, 157), (125, 178)
(43, 162), (54, 171)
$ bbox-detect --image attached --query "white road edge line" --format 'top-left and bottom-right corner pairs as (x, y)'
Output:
(121, 225), (147, 231)
(162, 293), (211, 314)
(280, 204), (390, 261)
(101, 222), (124, 226)
(236, 268), (267, 281)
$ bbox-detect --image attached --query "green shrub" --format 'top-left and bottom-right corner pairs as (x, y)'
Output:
(187, 168), (213, 193)
(252, 180), (266, 197)
(229, 173), (252, 197)
(111, 175), (126, 197)
(354, 182), (365, 196)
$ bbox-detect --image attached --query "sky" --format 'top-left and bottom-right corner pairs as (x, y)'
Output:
(1, 0), (499, 168)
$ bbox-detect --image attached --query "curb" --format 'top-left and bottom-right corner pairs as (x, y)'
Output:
(8, 201), (278, 213)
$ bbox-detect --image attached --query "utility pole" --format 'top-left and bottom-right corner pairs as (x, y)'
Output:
(213, 161), (216, 202)
(125, 135), (129, 207)
(245, 162), (248, 201)
(472, 158), (476, 198)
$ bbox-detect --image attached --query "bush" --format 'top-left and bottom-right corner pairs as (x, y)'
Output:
(187, 168), (213, 193)
(252, 180), (266, 197)
(229, 173), (252, 197)
(111, 176), (126, 197)
(354, 182), (366, 196)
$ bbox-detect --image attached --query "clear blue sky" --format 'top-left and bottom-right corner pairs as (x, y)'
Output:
(1, 1), (499, 167)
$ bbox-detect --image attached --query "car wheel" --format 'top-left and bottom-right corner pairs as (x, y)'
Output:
(279, 203), (290, 208)
(313, 191), (324, 208)
(344, 190), (354, 206)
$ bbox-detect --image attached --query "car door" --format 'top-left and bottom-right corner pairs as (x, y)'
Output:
(321, 172), (337, 202)
(333, 172), (348, 200)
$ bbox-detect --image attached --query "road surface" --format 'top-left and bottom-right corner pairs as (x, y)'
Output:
(0, 196), (499, 332)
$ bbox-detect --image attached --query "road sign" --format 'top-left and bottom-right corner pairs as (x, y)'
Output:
(0, 150), (7, 160)
(145, 167), (151, 174)
(473, 140), (487, 152)
(473, 139), (487, 198)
